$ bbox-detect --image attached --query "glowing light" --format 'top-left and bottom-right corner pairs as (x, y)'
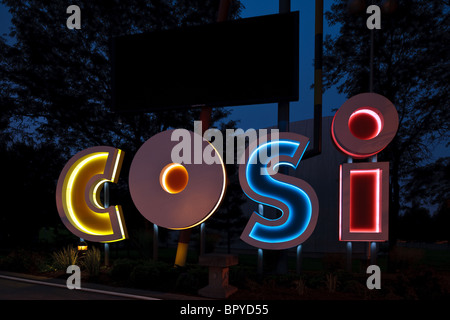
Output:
(348, 108), (383, 140)
(349, 169), (380, 233)
(160, 163), (189, 194)
(331, 116), (379, 159)
(183, 139), (227, 229)
(339, 165), (343, 241)
(56, 147), (127, 243)
(129, 129), (227, 231)
(339, 162), (389, 242)
(64, 153), (109, 234)
(169, 139), (227, 230)
(239, 133), (319, 250)
(331, 93), (399, 159)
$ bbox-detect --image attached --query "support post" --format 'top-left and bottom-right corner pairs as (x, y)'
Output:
(153, 224), (158, 260)
(370, 242), (377, 265)
(369, 0), (374, 93)
(175, 229), (191, 267)
(200, 223), (206, 255)
(346, 241), (352, 272)
(174, 0), (232, 268)
(278, 0), (290, 134)
(275, 0), (291, 275)
(296, 244), (302, 274)
(257, 204), (264, 275)
(257, 249), (263, 275)
(104, 182), (110, 266)
(313, 0), (323, 155)
(303, 0), (323, 160)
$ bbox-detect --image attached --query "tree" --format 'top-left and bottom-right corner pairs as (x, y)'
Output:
(403, 157), (450, 241)
(0, 0), (245, 246)
(323, 0), (449, 242)
(206, 124), (248, 253)
(0, 0), (243, 153)
(404, 157), (450, 211)
(0, 141), (66, 247)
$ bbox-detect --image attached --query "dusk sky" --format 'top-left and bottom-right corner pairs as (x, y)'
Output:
(227, 0), (345, 131)
(0, 1), (344, 126)
(0, 1), (447, 159)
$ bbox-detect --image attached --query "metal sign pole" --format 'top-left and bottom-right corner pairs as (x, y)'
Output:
(346, 241), (352, 272)
(257, 204), (264, 275)
(174, 0), (232, 267)
(274, 0), (291, 275)
(153, 224), (158, 260)
(104, 182), (110, 266)
(278, 0), (291, 133)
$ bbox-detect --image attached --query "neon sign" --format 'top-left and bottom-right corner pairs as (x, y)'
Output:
(239, 132), (318, 249)
(128, 129), (226, 230)
(56, 93), (398, 248)
(331, 93), (398, 159)
(332, 93), (398, 242)
(55, 146), (127, 243)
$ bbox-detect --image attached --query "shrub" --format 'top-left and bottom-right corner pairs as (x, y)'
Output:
(109, 258), (138, 282)
(175, 265), (208, 294)
(293, 278), (307, 296)
(52, 246), (78, 270)
(82, 247), (101, 278)
(323, 253), (345, 272)
(130, 262), (162, 289)
(0, 250), (34, 272)
(389, 246), (425, 271)
(325, 273), (338, 293)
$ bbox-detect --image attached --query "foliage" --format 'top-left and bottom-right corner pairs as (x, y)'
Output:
(206, 125), (250, 252)
(293, 277), (307, 296)
(400, 157), (450, 241)
(0, 0), (243, 150)
(0, 142), (68, 247)
(129, 261), (163, 288)
(110, 259), (207, 293)
(323, 1), (450, 238)
(174, 265), (208, 294)
(0, 249), (44, 272)
(403, 157), (450, 216)
(0, 0), (245, 244)
(388, 246), (425, 271)
(325, 273), (338, 293)
(109, 258), (139, 282)
(51, 246), (78, 270)
(82, 246), (101, 278)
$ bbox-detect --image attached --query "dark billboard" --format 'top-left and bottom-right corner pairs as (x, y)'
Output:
(112, 11), (299, 112)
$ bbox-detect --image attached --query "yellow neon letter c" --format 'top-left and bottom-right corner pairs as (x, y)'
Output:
(56, 146), (127, 242)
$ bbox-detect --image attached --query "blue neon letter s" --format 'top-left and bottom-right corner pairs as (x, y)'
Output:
(239, 133), (319, 250)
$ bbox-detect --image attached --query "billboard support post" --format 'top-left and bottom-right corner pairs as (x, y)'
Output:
(175, 0), (232, 268)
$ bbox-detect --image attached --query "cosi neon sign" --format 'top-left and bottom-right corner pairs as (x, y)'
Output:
(332, 93), (398, 242)
(56, 92), (398, 249)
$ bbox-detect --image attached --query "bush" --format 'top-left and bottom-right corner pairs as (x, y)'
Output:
(130, 261), (165, 289)
(109, 258), (138, 282)
(323, 253), (345, 272)
(82, 247), (101, 278)
(389, 246), (425, 271)
(0, 250), (36, 272)
(52, 246), (78, 270)
(175, 265), (208, 294)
